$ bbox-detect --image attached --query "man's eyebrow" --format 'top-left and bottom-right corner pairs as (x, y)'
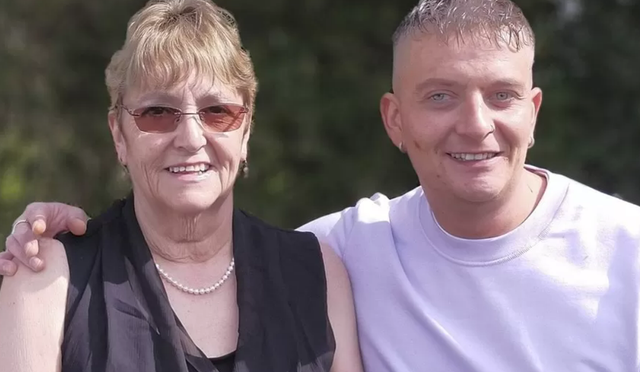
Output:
(414, 78), (462, 94)
(487, 78), (527, 89)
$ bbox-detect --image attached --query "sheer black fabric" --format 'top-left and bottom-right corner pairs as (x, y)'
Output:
(208, 352), (235, 372)
(58, 194), (335, 372)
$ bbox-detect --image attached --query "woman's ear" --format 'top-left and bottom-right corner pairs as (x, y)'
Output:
(108, 110), (128, 166)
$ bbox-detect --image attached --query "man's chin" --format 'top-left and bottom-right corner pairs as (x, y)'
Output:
(450, 184), (504, 204)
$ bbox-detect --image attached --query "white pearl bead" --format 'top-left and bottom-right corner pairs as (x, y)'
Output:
(155, 257), (235, 296)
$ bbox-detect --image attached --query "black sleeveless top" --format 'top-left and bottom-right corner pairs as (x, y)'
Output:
(208, 352), (235, 372)
(57, 195), (335, 372)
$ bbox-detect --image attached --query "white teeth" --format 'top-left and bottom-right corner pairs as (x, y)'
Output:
(168, 164), (210, 173)
(449, 153), (497, 161)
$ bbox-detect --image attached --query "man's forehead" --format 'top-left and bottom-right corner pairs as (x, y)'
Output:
(394, 34), (533, 76)
(396, 28), (534, 65)
(392, 39), (534, 97)
(403, 32), (532, 58)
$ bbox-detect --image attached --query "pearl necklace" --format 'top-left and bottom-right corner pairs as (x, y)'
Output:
(155, 258), (235, 295)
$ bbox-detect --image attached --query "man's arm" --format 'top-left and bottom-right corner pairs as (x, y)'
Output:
(1, 202), (89, 275)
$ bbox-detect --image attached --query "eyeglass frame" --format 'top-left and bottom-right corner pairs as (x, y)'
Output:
(110, 103), (250, 134)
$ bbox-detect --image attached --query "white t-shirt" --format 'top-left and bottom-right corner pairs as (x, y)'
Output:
(299, 167), (640, 372)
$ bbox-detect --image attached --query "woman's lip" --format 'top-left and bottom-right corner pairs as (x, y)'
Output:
(165, 162), (212, 168)
(165, 168), (214, 181)
(166, 163), (212, 173)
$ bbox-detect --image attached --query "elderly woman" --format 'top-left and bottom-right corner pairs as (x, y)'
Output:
(0, 0), (362, 371)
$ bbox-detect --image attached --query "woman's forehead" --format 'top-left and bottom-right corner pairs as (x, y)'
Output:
(125, 75), (242, 104)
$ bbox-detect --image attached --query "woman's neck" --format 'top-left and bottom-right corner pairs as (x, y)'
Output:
(133, 193), (234, 264)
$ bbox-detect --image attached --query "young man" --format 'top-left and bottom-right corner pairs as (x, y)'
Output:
(4, 0), (640, 370)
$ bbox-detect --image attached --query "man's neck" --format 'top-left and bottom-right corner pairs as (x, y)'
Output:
(427, 169), (547, 239)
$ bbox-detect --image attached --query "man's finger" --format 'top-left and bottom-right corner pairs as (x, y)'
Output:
(0, 251), (17, 276)
(9, 217), (32, 237)
(23, 203), (53, 236)
(64, 205), (90, 236)
(67, 217), (88, 236)
(31, 218), (47, 235)
(23, 202), (89, 237)
(5, 232), (44, 272)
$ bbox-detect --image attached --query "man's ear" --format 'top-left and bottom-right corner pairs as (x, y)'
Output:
(380, 92), (404, 151)
(530, 87), (543, 137)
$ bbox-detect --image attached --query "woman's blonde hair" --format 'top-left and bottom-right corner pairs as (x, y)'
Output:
(105, 0), (257, 113)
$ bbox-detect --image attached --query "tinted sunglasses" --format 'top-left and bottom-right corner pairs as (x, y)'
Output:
(117, 104), (248, 133)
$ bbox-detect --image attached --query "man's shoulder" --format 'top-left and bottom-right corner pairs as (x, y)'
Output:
(562, 174), (640, 215)
(300, 187), (421, 230)
(555, 172), (640, 238)
(297, 187), (422, 257)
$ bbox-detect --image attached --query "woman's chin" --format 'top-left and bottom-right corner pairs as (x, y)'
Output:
(161, 192), (223, 215)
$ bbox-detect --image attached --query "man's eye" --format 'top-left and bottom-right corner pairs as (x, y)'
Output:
(429, 93), (450, 101)
(495, 92), (513, 101)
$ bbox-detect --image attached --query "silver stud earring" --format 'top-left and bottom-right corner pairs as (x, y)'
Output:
(528, 137), (535, 149)
(239, 160), (249, 178)
(398, 142), (406, 153)
(118, 157), (128, 174)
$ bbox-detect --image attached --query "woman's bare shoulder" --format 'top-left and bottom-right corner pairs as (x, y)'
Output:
(318, 242), (364, 372)
(0, 238), (68, 371)
(1, 237), (70, 292)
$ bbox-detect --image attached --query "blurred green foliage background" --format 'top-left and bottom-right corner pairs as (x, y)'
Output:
(1, 0), (639, 244)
